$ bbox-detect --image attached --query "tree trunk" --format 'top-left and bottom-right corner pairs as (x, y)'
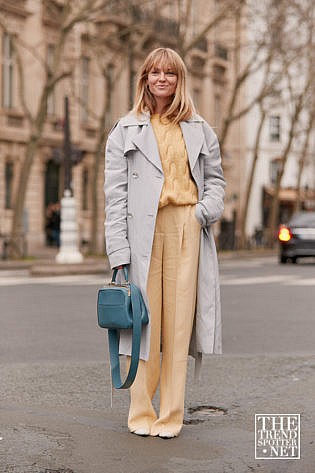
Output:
(10, 135), (41, 257)
(90, 71), (112, 254)
(8, 25), (70, 257)
(239, 104), (266, 249)
(90, 120), (107, 255)
(294, 115), (314, 213)
(10, 85), (50, 257)
(266, 96), (304, 247)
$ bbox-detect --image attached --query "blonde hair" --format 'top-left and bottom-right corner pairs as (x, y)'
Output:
(132, 48), (195, 124)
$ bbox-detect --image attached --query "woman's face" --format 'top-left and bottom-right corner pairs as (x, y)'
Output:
(147, 62), (178, 102)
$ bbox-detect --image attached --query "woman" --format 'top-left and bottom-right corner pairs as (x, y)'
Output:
(104, 47), (225, 438)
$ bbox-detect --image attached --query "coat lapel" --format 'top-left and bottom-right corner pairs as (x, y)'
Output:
(123, 113), (205, 174)
(180, 120), (205, 172)
(131, 123), (163, 173)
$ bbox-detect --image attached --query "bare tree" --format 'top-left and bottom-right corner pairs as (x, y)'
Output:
(177, 0), (246, 57)
(236, 0), (315, 248)
(218, 0), (303, 152)
(239, 102), (267, 248)
(265, 0), (315, 246)
(294, 111), (315, 213)
(266, 83), (311, 246)
(0, 0), (111, 257)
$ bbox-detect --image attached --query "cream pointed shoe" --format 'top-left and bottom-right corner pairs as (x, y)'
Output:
(132, 428), (150, 436)
(158, 431), (176, 439)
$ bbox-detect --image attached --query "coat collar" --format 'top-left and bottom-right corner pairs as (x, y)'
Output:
(121, 112), (205, 172)
(120, 111), (205, 126)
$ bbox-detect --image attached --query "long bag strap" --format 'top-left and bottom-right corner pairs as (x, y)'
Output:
(107, 284), (142, 389)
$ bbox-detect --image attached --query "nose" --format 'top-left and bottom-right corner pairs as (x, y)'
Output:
(158, 72), (166, 81)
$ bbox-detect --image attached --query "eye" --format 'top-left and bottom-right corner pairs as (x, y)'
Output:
(165, 71), (176, 76)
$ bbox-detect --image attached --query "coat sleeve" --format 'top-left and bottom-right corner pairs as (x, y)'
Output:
(195, 121), (226, 226)
(104, 121), (131, 269)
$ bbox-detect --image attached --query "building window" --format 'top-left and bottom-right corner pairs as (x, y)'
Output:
(270, 157), (282, 184)
(269, 116), (281, 142)
(47, 44), (56, 116)
(82, 168), (89, 210)
(214, 43), (228, 61)
(2, 33), (14, 109)
(213, 64), (225, 83)
(5, 161), (14, 209)
(80, 56), (89, 123)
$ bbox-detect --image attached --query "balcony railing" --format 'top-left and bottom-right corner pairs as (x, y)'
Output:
(130, 5), (179, 38)
(42, 0), (63, 27)
(0, 0), (29, 18)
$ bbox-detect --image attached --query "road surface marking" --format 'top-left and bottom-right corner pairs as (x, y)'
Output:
(221, 275), (299, 285)
(1, 273), (314, 287)
(284, 278), (315, 286)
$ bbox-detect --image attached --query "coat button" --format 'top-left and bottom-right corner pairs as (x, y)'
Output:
(132, 171), (139, 178)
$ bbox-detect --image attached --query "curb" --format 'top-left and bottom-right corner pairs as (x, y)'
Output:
(0, 258), (110, 276)
(0, 250), (278, 275)
(218, 249), (277, 260)
(29, 258), (110, 277)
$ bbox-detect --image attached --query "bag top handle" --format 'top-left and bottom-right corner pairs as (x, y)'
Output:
(111, 265), (129, 283)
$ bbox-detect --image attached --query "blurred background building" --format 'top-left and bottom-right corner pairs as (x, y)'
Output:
(244, 0), (315, 248)
(0, 0), (314, 257)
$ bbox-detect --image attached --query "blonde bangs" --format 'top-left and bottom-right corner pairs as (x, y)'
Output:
(146, 49), (179, 76)
(132, 48), (195, 124)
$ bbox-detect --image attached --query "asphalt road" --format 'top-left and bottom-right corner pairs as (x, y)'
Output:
(220, 256), (315, 355)
(1, 256), (315, 473)
(1, 256), (314, 362)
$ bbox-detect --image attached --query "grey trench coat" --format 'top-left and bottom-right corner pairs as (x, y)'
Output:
(104, 111), (226, 375)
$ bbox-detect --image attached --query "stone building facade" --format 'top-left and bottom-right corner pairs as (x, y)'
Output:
(0, 0), (246, 256)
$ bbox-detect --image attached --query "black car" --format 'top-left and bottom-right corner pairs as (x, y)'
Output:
(278, 211), (315, 264)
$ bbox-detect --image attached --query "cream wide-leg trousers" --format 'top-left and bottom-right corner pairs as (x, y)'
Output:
(126, 203), (201, 436)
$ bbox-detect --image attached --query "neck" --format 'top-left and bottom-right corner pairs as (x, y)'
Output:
(153, 97), (169, 114)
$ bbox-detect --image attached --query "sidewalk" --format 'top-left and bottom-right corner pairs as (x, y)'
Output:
(0, 247), (278, 276)
(0, 247), (111, 276)
(1, 353), (314, 472)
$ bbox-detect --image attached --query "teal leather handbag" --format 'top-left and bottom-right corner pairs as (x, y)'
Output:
(97, 266), (149, 389)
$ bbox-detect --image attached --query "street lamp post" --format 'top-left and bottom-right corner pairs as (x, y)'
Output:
(56, 96), (83, 263)
(64, 95), (72, 196)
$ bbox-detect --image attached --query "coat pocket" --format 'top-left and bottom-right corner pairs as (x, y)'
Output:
(195, 202), (206, 227)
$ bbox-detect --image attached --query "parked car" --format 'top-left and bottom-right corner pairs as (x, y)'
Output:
(278, 211), (315, 264)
